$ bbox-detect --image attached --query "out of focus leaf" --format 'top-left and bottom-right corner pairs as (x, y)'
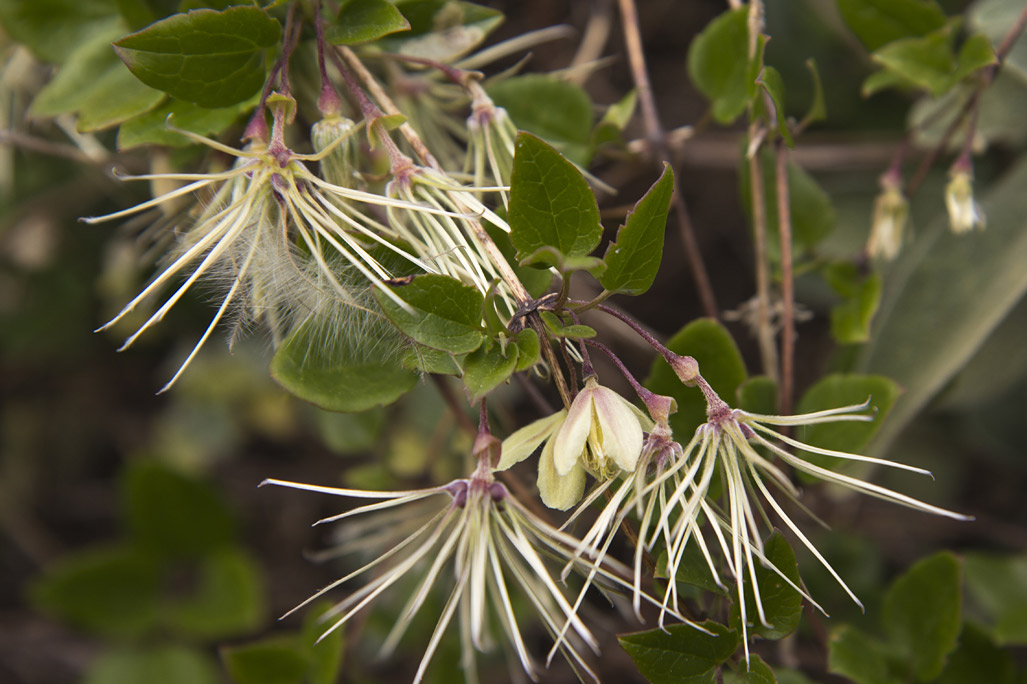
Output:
(123, 461), (235, 559)
(32, 545), (161, 638)
(883, 552), (962, 681)
(85, 646), (220, 684)
(166, 548), (265, 639)
(836, 0), (946, 52)
(964, 552), (1027, 645)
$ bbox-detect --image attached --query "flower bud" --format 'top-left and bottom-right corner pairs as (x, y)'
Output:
(669, 354), (699, 386)
(945, 168), (985, 234)
(867, 173), (908, 260)
(312, 116), (359, 187)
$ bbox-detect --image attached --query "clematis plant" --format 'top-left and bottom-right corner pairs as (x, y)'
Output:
(17, 0), (1008, 681)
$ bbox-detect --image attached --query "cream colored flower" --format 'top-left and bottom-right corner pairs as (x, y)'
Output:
(552, 376), (646, 480)
(867, 176), (909, 260)
(945, 168), (985, 234)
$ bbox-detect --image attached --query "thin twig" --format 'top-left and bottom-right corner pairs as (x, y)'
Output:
(616, 0), (719, 319)
(0, 129), (100, 164)
(529, 314), (573, 408)
(567, 0), (613, 86)
(430, 375), (475, 437)
(775, 142), (795, 415)
(748, 131), (779, 383)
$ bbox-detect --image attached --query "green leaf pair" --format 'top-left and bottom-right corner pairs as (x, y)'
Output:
(509, 132), (674, 297)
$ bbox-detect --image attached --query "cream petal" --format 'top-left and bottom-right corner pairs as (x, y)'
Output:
(537, 435), (586, 510)
(552, 385), (595, 476)
(592, 386), (644, 473)
(496, 410), (567, 471)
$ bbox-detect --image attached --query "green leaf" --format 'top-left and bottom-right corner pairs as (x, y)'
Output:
(508, 132), (602, 266)
(518, 248), (605, 277)
(117, 95), (257, 149)
(954, 33), (998, 81)
(513, 328), (540, 371)
(592, 89), (638, 149)
(487, 75), (594, 166)
(326, 0), (410, 45)
(828, 625), (898, 684)
(123, 461), (235, 559)
(315, 407), (386, 455)
(756, 66), (793, 146)
(601, 163), (674, 295)
(836, 0), (946, 52)
(733, 533), (803, 641)
(739, 149), (836, 258)
(402, 345), (464, 375)
(482, 219), (552, 297)
(794, 374), (899, 466)
(619, 620), (739, 684)
(655, 543), (726, 596)
(871, 28), (958, 97)
(863, 67), (921, 96)
(799, 58), (827, 127)
(646, 319), (747, 440)
(31, 545), (161, 638)
(539, 310), (596, 339)
(85, 646), (220, 684)
(723, 655), (776, 684)
(462, 339), (519, 399)
(937, 622), (1017, 684)
(271, 321), (417, 413)
(301, 602), (345, 684)
(113, 6), (281, 107)
(687, 8), (752, 124)
(736, 376), (777, 415)
(964, 553), (1027, 645)
(825, 263), (883, 344)
(373, 274), (485, 354)
(0, 0), (120, 64)
(166, 548), (265, 639)
(857, 158), (1027, 455)
(378, 0), (502, 62)
(883, 552), (962, 681)
(29, 25), (165, 131)
(221, 639), (309, 684)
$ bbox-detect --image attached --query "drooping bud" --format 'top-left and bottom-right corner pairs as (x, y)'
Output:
(637, 387), (677, 427)
(945, 163), (985, 234)
(311, 116), (360, 187)
(668, 354), (700, 386)
(867, 170), (908, 260)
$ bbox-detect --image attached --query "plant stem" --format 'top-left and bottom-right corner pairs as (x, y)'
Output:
(431, 375), (475, 437)
(748, 130), (780, 384)
(338, 46), (441, 171)
(616, 0), (719, 319)
(529, 314), (573, 408)
(775, 142), (795, 414)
